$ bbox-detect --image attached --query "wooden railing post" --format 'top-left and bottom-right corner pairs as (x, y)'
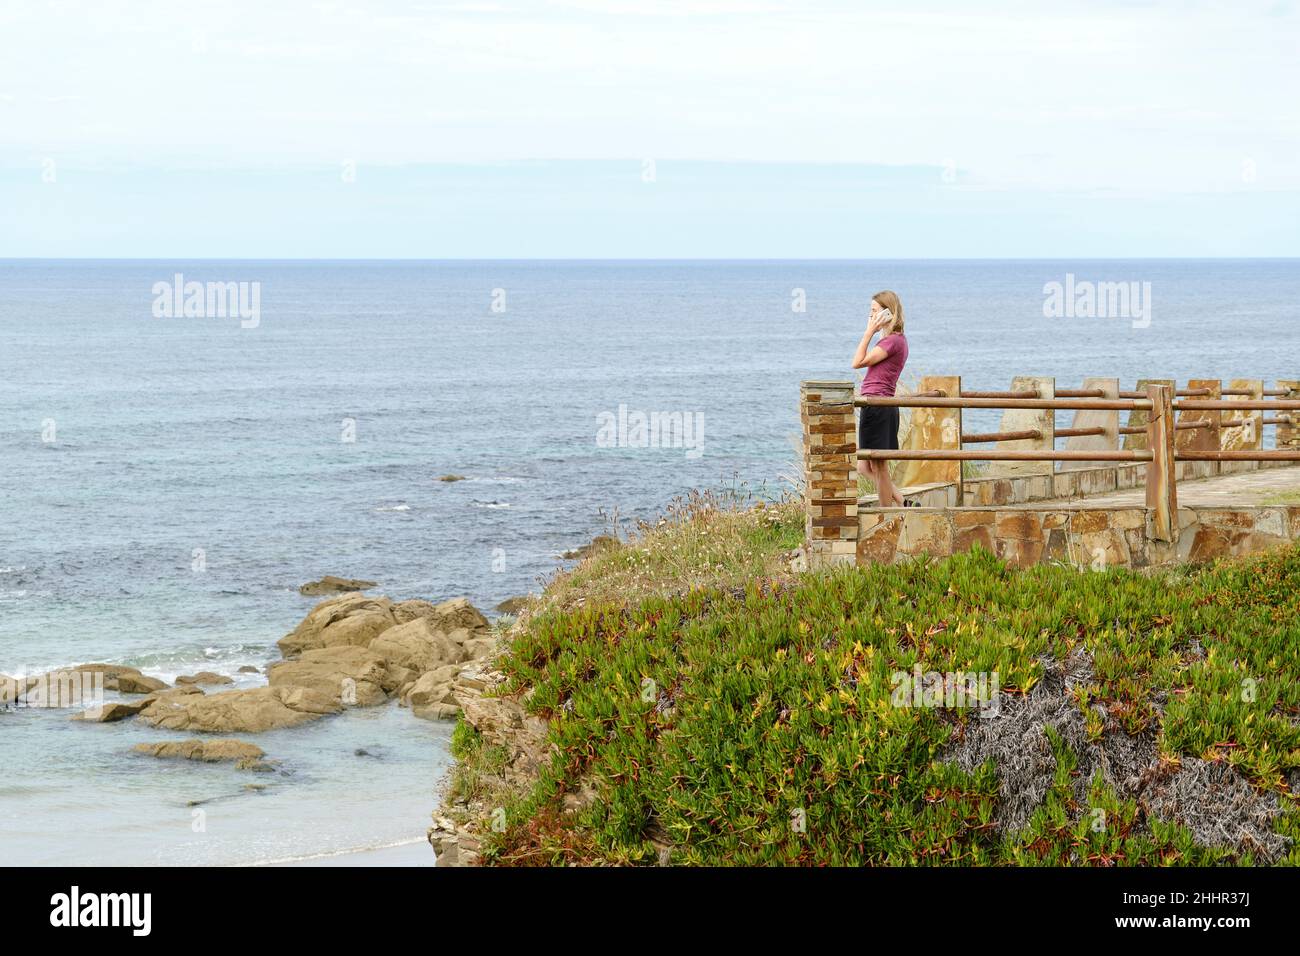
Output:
(1145, 383), (1177, 542)
(801, 380), (858, 567)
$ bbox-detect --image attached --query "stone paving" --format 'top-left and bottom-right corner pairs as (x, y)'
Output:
(1019, 465), (1300, 510)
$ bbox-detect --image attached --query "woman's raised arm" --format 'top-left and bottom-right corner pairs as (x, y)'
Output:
(853, 318), (887, 369)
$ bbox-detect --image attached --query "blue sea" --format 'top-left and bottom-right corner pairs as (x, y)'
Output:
(2, 258), (1298, 864)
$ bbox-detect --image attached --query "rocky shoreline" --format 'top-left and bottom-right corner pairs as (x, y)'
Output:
(425, 654), (547, 867)
(423, 601), (565, 867)
(2, 589), (505, 860)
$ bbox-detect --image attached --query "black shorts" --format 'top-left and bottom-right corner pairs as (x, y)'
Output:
(857, 405), (899, 451)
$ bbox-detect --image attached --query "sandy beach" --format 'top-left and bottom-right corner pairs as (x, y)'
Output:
(264, 839), (436, 867)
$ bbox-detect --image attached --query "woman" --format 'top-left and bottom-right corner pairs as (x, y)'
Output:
(852, 290), (910, 507)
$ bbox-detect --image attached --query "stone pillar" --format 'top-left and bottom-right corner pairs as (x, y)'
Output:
(984, 376), (1054, 500)
(1275, 381), (1299, 452)
(1058, 376), (1119, 471)
(896, 375), (962, 502)
(1177, 379), (1220, 481)
(801, 381), (859, 567)
(1222, 379), (1263, 474)
(1123, 378), (1174, 450)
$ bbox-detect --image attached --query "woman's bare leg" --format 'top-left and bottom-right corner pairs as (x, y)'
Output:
(875, 460), (903, 507)
(865, 460), (881, 504)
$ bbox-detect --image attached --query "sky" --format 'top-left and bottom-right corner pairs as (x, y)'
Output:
(1, 0), (1297, 257)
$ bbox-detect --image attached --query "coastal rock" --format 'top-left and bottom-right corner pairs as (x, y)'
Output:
(300, 575), (378, 596)
(452, 669), (489, 693)
(462, 637), (497, 661)
(455, 680), (548, 777)
(278, 593), (400, 658)
(139, 685), (342, 733)
(69, 684), (202, 722)
(402, 657), (500, 721)
(70, 664), (145, 690)
(494, 596), (529, 615)
(403, 665), (464, 720)
(17, 665), (142, 707)
(368, 617), (466, 676)
(438, 474), (466, 482)
(428, 663), (540, 866)
(176, 671), (234, 686)
(238, 665), (260, 674)
(279, 593), (491, 661)
(267, 646), (394, 706)
(8, 664), (148, 706)
(427, 817), (458, 862)
(71, 699), (150, 723)
(146, 685), (205, 700)
(391, 600), (437, 625)
(392, 596), (491, 635)
(561, 535), (619, 560)
(415, 701), (462, 721)
(428, 817), (479, 867)
(455, 687), (525, 741)
(117, 673), (168, 694)
(133, 739), (267, 769)
(403, 664), (462, 704)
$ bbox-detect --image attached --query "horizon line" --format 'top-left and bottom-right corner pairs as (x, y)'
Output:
(3, 256), (1299, 263)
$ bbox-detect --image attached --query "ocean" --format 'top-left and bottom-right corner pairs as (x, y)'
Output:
(2, 258), (1297, 864)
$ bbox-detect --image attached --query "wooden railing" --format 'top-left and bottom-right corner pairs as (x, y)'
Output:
(853, 379), (1300, 541)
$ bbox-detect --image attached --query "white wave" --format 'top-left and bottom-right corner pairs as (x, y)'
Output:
(241, 837), (432, 867)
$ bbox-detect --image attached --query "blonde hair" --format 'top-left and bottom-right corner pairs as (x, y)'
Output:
(873, 290), (905, 334)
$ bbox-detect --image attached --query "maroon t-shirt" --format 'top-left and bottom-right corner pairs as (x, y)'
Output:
(859, 333), (909, 396)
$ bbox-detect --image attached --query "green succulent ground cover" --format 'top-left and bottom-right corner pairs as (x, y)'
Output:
(454, 497), (1299, 866)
